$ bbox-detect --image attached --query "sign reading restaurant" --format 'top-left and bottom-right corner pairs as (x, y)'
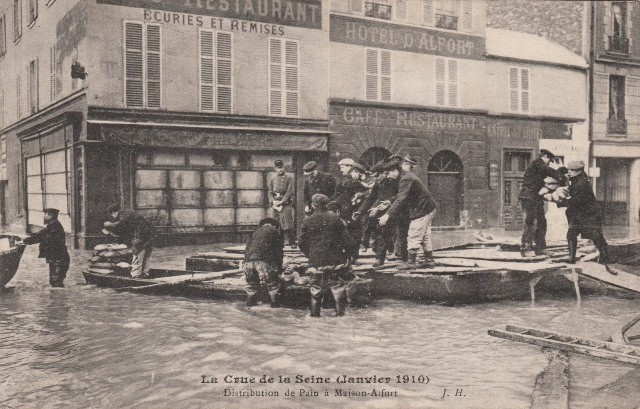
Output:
(97, 0), (322, 29)
(330, 15), (484, 59)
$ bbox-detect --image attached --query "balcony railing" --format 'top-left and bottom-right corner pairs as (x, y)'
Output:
(607, 117), (627, 135)
(608, 36), (630, 54)
(435, 14), (458, 31)
(365, 2), (392, 20)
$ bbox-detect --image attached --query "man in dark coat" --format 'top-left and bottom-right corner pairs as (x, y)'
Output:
(269, 159), (296, 247)
(367, 160), (399, 268)
(298, 194), (358, 317)
(333, 158), (367, 221)
(103, 203), (155, 278)
(303, 161), (336, 215)
(243, 218), (285, 307)
(563, 161), (611, 266)
(23, 208), (69, 287)
(519, 149), (563, 256)
(379, 155), (438, 270)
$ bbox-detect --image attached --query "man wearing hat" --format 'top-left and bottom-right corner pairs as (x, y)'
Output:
(298, 193), (359, 317)
(379, 155), (438, 270)
(367, 160), (400, 268)
(103, 203), (156, 278)
(23, 208), (70, 287)
(303, 161), (336, 216)
(518, 149), (564, 256)
(243, 217), (285, 307)
(564, 160), (611, 266)
(353, 161), (385, 252)
(333, 158), (367, 223)
(269, 160), (296, 248)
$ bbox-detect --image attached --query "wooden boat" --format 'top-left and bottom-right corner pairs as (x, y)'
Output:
(0, 234), (27, 288)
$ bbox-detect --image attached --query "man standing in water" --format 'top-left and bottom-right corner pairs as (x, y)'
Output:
(298, 194), (358, 317)
(243, 218), (285, 307)
(23, 208), (70, 288)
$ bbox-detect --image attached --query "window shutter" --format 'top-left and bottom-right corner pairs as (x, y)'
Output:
(447, 59), (457, 107)
(435, 57), (445, 105)
(462, 0), (472, 31)
(365, 49), (379, 100)
(380, 50), (391, 101)
(216, 32), (232, 113)
(0, 91), (4, 130)
(284, 40), (298, 116)
(628, 2), (633, 48)
(509, 67), (519, 111)
(603, 3), (611, 50)
(351, 0), (363, 13)
(146, 24), (161, 108)
(423, 0), (434, 26)
(199, 29), (214, 111)
(269, 38), (282, 115)
(124, 21), (144, 107)
(29, 59), (38, 114)
(49, 45), (57, 102)
(520, 68), (529, 112)
(15, 75), (21, 120)
(396, 0), (407, 20)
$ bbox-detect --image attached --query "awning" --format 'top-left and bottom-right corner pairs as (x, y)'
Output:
(87, 120), (329, 152)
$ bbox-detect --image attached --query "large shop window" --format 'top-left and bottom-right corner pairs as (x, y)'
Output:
(365, 48), (391, 101)
(124, 21), (162, 109)
(269, 38), (299, 117)
(134, 152), (294, 232)
(199, 29), (232, 113)
(608, 75), (626, 134)
(435, 57), (457, 107)
(509, 67), (529, 113)
(26, 149), (72, 231)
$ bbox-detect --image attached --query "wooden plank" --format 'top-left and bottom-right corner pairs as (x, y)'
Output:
(434, 249), (548, 262)
(437, 258), (566, 273)
(576, 262), (640, 294)
(154, 269), (243, 283)
(530, 349), (570, 409)
(191, 252), (245, 260)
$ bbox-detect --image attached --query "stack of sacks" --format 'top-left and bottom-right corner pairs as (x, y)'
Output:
(89, 243), (133, 275)
(539, 177), (570, 203)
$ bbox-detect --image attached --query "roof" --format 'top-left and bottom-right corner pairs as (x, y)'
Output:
(485, 28), (588, 69)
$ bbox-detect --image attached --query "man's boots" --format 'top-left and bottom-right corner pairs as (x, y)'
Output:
(398, 251), (418, 270)
(420, 251), (436, 269)
(310, 297), (321, 317)
(594, 237), (611, 265)
(246, 292), (258, 307)
(372, 255), (385, 269)
(567, 238), (577, 264)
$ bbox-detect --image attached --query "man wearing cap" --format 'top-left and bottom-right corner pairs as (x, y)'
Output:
(303, 161), (336, 215)
(564, 160), (611, 266)
(103, 203), (156, 278)
(379, 155), (438, 270)
(367, 160), (400, 268)
(333, 158), (367, 222)
(353, 160), (385, 252)
(298, 193), (359, 317)
(244, 218), (285, 307)
(269, 160), (296, 248)
(518, 149), (564, 257)
(23, 208), (70, 287)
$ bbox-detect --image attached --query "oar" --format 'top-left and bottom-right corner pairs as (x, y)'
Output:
(115, 269), (243, 293)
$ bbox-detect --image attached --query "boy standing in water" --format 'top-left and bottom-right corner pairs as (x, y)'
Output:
(23, 208), (70, 288)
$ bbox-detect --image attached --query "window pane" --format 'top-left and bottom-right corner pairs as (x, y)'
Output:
(204, 208), (234, 225)
(136, 170), (166, 189)
(171, 209), (203, 226)
(236, 208), (265, 225)
(205, 190), (234, 207)
(136, 190), (167, 208)
(237, 190), (264, 206)
(204, 171), (233, 189)
(169, 170), (200, 189)
(44, 173), (67, 193)
(154, 152), (185, 166)
(236, 171), (263, 189)
(172, 190), (201, 207)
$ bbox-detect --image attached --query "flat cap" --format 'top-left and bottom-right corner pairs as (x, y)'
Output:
(566, 160), (585, 170)
(107, 203), (121, 213)
(303, 161), (317, 172)
(259, 217), (280, 228)
(403, 155), (418, 165)
(43, 208), (59, 215)
(312, 193), (331, 207)
(351, 163), (366, 173)
(540, 149), (555, 158)
(338, 158), (356, 166)
(384, 160), (402, 171)
(274, 159), (284, 167)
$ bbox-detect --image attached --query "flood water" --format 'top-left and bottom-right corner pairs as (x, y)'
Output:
(2, 241), (640, 409)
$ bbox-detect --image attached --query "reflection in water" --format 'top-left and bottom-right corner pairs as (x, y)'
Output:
(1, 245), (639, 408)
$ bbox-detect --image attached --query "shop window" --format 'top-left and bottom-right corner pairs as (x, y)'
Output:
(608, 75), (627, 134)
(28, 0), (37, 25)
(28, 59), (38, 114)
(13, 0), (21, 42)
(509, 67), (529, 113)
(199, 29), (232, 113)
(435, 57), (457, 107)
(365, 48), (391, 102)
(269, 38), (298, 117)
(26, 149), (72, 231)
(0, 15), (6, 58)
(124, 21), (162, 109)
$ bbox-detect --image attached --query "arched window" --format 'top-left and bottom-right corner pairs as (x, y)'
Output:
(359, 147), (391, 170)
(427, 150), (463, 173)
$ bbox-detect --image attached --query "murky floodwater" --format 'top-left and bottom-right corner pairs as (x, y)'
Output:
(2, 243), (640, 409)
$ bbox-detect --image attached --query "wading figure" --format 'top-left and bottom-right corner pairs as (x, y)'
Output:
(298, 194), (358, 317)
(243, 218), (285, 307)
(23, 208), (70, 288)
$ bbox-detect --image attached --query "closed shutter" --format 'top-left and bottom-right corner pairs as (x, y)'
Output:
(628, 2), (634, 48)
(269, 38), (282, 115)
(124, 21), (144, 107)
(509, 67), (519, 111)
(396, 0), (407, 20)
(216, 32), (232, 113)
(199, 29), (215, 111)
(29, 59), (38, 114)
(16, 75), (21, 120)
(603, 3), (611, 50)
(365, 49), (379, 100)
(423, 0), (434, 26)
(462, 0), (472, 31)
(284, 40), (298, 116)
(435, 57), (445, 105)
(0, 91), (4, 130)
(146, 24), (161, 108)
(447, 59), (457, 107)
(380, 50), (391, 101)
(520, 68), (529, 112)
(351, 0), (363, 13)
(49, 45), (56, 102)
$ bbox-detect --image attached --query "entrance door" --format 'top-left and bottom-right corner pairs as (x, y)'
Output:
(428, 151), (463, 226)
(503, 150), (532, 230)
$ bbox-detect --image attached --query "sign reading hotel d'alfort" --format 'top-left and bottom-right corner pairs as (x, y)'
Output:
(330, 15), (484, 59)
(97, 0), (322, 29)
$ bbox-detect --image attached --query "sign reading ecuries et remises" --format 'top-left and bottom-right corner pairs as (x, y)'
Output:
(96, 0), (322, 29)
(330, 15), (484, 59)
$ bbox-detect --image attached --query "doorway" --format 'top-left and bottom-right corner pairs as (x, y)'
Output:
(502, 150), (532, 230)
(428, 150), (463, 227)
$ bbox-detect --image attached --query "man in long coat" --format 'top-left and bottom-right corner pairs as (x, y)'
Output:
(23, 208), (70, 287)
(244, 218), (285, 307)
(366, 160), (399, 268)
(302, 161), (336, 215)
(269, 159), (296, 247)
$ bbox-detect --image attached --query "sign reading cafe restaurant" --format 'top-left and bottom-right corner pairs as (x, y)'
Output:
(97, 0), (323, 29)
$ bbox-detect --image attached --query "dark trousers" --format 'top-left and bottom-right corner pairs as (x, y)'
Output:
(361, 215), (374, 248)
(244, 261), (281, 305)
(567, 227), (608, 254)
(520, 199), (547, 250)
(394, 217), (410, 262)
(346, 218), (362, 259)
(308, 264), (355, 317)
(48, 258), (69, 287)
(373, 218), (395, 262)
(283, 229), (296, 246)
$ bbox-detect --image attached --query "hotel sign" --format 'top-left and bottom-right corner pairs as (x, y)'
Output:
(97, 0), (322, 29)
(330, 15), (484, 60)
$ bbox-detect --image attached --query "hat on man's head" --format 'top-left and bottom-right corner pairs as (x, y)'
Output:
(326, 200), (340, 213)
(259, 217), (280, 229)
(566, 160), (585, 170)
(540, 149), (555, 159)
(351, 163), (366, 173)
(303, 161), (318, 172)
(403, 155), (418, 165)
(108, 203), (121, 213)
(384, 160), (402, 172)
(43, 208), (59, 217)
(311, 193), (331, 207)
(338, 158), (356, 167)
(274, 159), (284, 167)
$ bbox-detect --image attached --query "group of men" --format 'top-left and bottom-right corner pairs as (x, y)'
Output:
(245, 155), (439, 316)
(519, 149), (611, 269)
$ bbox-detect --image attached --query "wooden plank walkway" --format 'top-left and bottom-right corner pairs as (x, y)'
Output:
(576, 262), (640, 294)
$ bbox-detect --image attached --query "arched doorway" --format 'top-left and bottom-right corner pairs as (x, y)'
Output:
(359, 147), (391, 170)
(428, 150), (463, 226)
